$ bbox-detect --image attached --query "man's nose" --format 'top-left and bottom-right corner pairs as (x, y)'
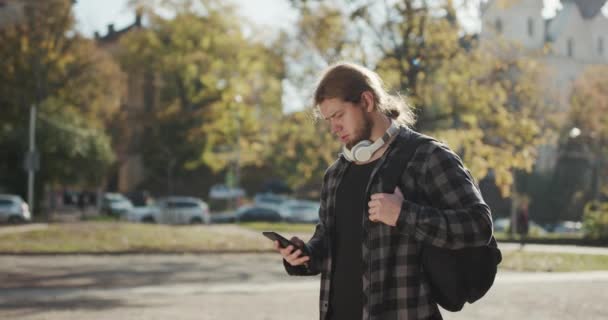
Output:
(331, 122), (341, 135)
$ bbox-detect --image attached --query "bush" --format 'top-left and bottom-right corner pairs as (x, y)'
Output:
(583, 201), (608, 239)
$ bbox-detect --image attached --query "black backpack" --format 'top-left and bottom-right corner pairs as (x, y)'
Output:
(381, 130), (502, 312)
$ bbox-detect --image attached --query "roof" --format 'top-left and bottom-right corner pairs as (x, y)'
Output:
(96, 12), (142, 43)
(569, 0), (607, 19)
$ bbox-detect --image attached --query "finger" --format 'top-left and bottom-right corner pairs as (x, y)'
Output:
(368, 200), (379, 208)
(273, 240), (280, 251)
(292, 255), (310, 266)
(368, 207), (378, 215)
(394, 186), (404, 198)
(369, 213), (379, 222)
(288, 249), (303, 261)
(290, 237), (304, 247)
(370, 193), (385, 200)
(279, 245), (294, 257)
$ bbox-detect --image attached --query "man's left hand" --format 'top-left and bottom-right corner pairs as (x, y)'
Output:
(368, 187), (404, 227)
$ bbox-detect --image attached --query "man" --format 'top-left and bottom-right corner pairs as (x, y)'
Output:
(273, 62), (493, 320)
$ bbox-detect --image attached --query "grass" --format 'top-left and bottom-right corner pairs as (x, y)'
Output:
(238, 222), (317, 234)
(499, 250), (608, 272)
(0, 222), (272, 254)
(494, 232), (585, 241)
(1, 222), (607, 272)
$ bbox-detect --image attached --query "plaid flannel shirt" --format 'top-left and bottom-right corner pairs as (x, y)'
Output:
(284, 126), (494, 320)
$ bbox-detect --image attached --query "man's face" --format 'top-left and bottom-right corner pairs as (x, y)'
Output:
(319, 97), (373, 149)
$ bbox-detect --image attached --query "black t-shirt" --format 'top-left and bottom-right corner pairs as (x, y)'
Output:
(329, 159), (379, 320)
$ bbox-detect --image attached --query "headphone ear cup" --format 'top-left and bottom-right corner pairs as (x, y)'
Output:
(351, 140), (372, 162)
(342, 145), (355, 162)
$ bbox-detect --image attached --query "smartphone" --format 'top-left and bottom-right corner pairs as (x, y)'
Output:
(262, 231), (309, 256)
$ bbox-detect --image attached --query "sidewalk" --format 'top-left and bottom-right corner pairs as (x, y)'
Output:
(499, 242), (608, 255)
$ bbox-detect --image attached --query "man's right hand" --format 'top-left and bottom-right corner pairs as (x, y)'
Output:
(274, 236), (310, 267)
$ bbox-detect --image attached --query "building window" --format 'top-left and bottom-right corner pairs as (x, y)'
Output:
(567, 38), (574, 57)
(527, 18), (534, 37)
(599, 38), (604, 56)
(495, 18), (502, 34)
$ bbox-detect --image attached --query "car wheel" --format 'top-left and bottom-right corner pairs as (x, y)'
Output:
(190, 217), (203, 224)
(8, 216), (25, 224)
(141, 216), (156, 224)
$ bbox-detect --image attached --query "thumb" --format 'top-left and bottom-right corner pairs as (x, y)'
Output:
(394, 186), (404, 198)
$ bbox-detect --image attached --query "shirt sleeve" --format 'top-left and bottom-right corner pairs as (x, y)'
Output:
(395, 143), (494, 249)
(284, 170), (330, 276)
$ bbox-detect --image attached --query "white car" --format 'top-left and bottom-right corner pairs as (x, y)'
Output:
(254, 193), (289, 212)
(143, 197), (210, 225)
(279, 200), (320, 224)
(101, 193), (134, 217)
(0, 194), (31, 224)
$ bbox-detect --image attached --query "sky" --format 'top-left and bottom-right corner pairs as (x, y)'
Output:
(73, 0), (580, 38)
(73, 0), (606, 112)
(73, 0), (297, 38)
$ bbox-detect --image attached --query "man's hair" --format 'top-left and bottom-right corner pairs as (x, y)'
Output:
(312, 61), (416, 127)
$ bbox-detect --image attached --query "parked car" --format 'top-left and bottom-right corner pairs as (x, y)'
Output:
(0, 194), (31, 224)
(210, 211), (238, 224)
(279, 200), (320, 224)
(146, 197), (211, 225)
(123, 205), (157, 223)
(254, 193), (289, 212)
(492, 217), (548, 236)
(101, 193), (134, 217)
(235, 205), (282, 223)
(551, 220), (583, 234)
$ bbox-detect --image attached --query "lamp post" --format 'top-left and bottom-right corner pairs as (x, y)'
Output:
(569, 127), (602, 202)
(26, 105), (38, 217)
(233, 94), (242, 209)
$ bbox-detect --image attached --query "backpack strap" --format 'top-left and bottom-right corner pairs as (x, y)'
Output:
(378, 129), (436, 196)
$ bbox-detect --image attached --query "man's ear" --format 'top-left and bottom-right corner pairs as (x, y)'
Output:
(360, 91), (375, 112)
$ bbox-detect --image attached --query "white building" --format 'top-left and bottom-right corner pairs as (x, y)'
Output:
(480, 0), (608, 172)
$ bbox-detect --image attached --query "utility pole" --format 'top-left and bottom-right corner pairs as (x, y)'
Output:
(27, 105), (38, 217)
(234, 95), (242, 209)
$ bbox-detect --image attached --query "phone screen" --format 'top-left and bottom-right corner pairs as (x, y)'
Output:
(262, 231), (294, 248)
(262, 231), (308, 257)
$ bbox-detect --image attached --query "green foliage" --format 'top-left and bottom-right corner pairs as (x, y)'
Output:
(0, 1), (121, 200)
(118, 1), (285, 193)
(286, 0), (553, 196)
(583, 201), (608, 239)
(264, 111), (339, 193)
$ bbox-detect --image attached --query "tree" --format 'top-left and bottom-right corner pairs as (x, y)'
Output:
(263, 111), (339, 197)
(119, 0), (285, 195)
(285, 0), (552, 196)
(0, 0), (122, 211)
(561, 66), (608, 213)
(568, 65), (608, 179)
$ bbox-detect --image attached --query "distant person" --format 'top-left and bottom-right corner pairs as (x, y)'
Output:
(516, 199), (530, 247)
(77, 192), (87, 219)
(272, 62), (494, 319)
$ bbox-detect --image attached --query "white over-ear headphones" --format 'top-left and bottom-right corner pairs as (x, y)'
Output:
(342, 120), (400, 162)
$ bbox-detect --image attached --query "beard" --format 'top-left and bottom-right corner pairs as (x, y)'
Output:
(345, 114), (373, 149)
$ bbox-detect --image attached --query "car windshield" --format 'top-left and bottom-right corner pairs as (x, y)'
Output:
(106, 194), (127, 201)
(0, 199), (14, 206)
(170, 201), (199, 208)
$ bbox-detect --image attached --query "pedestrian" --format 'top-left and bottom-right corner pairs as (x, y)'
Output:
(273, 62), (494, 320)
(516, 198), (530, 248)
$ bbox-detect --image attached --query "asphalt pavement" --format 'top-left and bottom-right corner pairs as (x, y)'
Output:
(1, 253), (607, 320)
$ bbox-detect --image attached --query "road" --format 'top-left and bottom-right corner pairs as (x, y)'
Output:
(1, 253), (607, 320)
